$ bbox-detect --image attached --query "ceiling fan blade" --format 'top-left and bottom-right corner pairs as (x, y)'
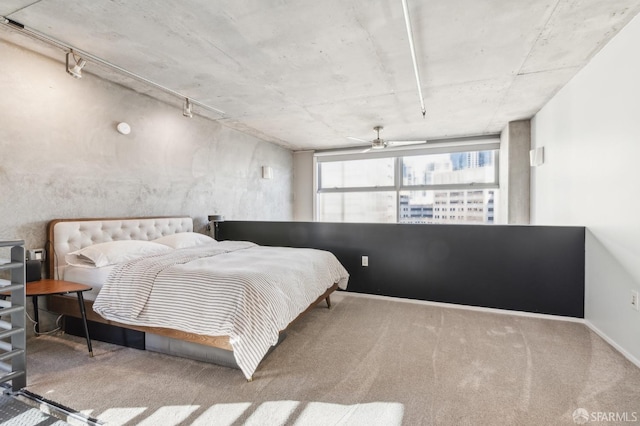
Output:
(347, 136), (367, 142)
(360, 147), (372, 153)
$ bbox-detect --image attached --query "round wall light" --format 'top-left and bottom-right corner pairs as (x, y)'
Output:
(116, 122), (131, 135)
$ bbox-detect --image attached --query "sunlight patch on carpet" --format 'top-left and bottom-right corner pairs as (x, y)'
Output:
(295, 402), (404, 425)
(136, 405), (199, 426)
(98, 407), (146, 425)
(93, 401), (404, 425)
(245, 400), (300, 425)
(191, 403), (251, 426)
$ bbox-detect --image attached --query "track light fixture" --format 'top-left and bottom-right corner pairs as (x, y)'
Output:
(183, 98), (193, 118)
(65, 50), (87, 78)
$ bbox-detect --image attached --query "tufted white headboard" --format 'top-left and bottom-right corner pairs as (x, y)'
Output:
(46, 216), (193, 278)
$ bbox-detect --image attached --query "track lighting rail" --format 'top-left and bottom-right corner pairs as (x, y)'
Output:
(0, 16), (225, 118)
(401, 0), (426, 119)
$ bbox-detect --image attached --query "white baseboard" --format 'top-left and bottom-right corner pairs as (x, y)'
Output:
(340, 291), (585, 323)
(584, 320), (640, 369)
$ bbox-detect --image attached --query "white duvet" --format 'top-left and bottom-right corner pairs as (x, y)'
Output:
(93, 241), (349, 379)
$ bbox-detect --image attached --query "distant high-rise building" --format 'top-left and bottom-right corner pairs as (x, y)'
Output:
(399, 151), (497, 224)
(450, 151), (493, 170)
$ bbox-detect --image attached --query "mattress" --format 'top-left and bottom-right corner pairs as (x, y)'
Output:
(62, 265), (114, 301)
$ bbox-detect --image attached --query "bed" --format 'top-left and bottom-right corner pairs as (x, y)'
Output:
(44, 217), (349, 380)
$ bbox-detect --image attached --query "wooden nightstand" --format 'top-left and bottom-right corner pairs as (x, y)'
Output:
(26, 279), (93, 357)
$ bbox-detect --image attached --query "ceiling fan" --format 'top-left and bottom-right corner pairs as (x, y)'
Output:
(348, 126), (427, 152)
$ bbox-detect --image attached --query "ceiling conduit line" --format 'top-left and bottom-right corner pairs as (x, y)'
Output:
(0, 17), (226, 118)
(401, 0), (426, 118)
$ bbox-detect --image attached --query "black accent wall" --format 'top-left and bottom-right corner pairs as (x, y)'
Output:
(219, 221), (585, 318)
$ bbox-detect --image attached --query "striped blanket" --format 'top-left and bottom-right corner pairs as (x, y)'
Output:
(93, 241), (349, 379)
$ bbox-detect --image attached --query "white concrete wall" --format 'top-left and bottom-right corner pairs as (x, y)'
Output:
(0, 38), (293, 252)
(531, 14), (640, 365)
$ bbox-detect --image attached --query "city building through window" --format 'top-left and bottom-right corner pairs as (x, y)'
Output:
(315, 138), (500, 224)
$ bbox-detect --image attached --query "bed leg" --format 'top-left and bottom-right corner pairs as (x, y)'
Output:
(326, 295), (331, 309)
(247, 377), (253, 383)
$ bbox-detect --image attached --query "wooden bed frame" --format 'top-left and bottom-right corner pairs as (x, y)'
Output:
(44, 216), (338, 375)
(46, 284), (337, 351)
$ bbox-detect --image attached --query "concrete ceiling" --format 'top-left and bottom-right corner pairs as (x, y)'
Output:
(2, 0), (640, 151)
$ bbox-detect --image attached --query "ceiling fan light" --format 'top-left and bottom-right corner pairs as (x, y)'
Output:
(371, 139), (386, 149)
(370, 126), (387, 149)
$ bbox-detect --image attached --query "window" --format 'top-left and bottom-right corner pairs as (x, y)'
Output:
(317, 192), (397, 223)
(319, 158), (394, 189)
(315, 138), (500, 224)
(316, 157), (396, 223)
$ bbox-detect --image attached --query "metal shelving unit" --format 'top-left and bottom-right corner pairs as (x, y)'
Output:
(0, 240), (26, 391)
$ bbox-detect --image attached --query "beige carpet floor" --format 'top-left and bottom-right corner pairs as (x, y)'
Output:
(24, 293), (640, 425)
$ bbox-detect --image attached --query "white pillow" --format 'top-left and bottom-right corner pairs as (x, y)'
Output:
(65, 240), (172, 268)
(152, 232), (217, 249)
